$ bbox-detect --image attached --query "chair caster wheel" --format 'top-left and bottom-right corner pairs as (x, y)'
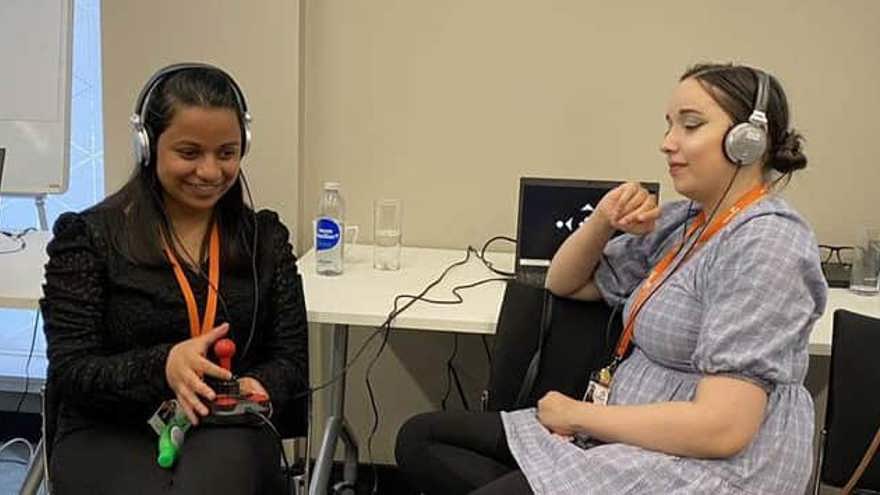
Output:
(331, 481), (356, 495)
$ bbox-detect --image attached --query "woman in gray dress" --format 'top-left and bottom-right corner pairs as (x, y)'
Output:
(395, 63), (827, 495)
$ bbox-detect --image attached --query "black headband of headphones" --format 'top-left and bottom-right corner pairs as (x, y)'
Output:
(133, 62), (249, 122)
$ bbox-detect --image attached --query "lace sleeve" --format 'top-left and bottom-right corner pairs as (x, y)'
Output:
(40, 212), (173, 413)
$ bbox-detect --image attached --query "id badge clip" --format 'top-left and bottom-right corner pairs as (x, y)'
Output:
(149, 399), (177, 435)
(573, 366), (613, 450)
(582, 366), (613, 406)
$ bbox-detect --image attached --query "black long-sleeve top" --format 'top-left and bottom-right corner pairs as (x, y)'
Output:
(40, 208), (308, 442)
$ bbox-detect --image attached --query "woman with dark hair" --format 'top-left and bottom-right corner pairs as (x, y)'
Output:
(396, 63), (826, 495)
(41, 64), (307, 493)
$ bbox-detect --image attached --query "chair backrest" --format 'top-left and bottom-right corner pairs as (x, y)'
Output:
(821, 309), (880, 490)
(485, 280), (622, 411)
(276, 393), (309, 439)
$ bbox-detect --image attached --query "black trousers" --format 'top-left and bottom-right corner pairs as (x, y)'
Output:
(395, 411), (533, 495)
(49, 422), (284, 494)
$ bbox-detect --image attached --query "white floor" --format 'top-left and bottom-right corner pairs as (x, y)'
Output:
(0, 442), (33, 495)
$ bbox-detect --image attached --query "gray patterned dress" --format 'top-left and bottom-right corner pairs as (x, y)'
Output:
(502, 195), (827, 495)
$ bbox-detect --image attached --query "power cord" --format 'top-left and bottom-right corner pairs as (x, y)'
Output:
(480, 335), (493, 368)
(305, 236), (515, 407)
(362, 263), (511, 494)
(0, 438), (35, 466)
(363, 276), (516, 495)
(0, 228), (34, 255)
(292, 245), (492, 403)
(361, 246), (485, 494)
(281, 237), (513, 494)
(440, 334), (467, 411)
(13, 311), (42, 414)
(476, 235), (516, 277)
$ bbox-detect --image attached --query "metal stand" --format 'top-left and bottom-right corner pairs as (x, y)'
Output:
(34, 195), (48, 231)
(18, 387), (49, 495)
(309, 324), (359, 495)
(17, 440), (45, 495)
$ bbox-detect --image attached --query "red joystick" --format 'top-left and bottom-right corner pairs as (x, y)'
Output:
(214, 338), (236, 372)
(205, 337), (270, 423)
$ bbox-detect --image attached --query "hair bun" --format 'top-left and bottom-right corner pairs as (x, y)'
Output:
(769, 129), (807, 173)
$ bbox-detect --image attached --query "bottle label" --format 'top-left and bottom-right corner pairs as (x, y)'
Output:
(316, 217), (342, 251)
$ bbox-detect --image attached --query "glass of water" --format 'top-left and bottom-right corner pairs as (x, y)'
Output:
(850, 226), (880, 295)
(373, 199), (402, 270)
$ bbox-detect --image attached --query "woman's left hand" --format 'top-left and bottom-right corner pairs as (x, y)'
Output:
(239, 376), (270, 399)
(537, 391), (583, 436)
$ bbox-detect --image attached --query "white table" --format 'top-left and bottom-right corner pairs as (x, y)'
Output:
(0, 231), (51, 310)
(0, 231), (51, 396)
(299, 243), (879, 493)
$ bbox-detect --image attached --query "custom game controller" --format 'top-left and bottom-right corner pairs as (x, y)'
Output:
(204, 338), (270, 424)
(155, 338), (272, 468)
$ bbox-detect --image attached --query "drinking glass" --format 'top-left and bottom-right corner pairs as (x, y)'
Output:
(373, 199), (402, 270)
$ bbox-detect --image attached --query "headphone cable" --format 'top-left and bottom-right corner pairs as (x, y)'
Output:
(238, 171), (260, 362)
(626, 167), (742, 340)
(362, 270), (511, 495)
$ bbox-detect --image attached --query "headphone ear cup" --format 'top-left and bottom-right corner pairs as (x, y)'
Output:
(130, 115), (151, 168)
(723, 122), (768, 166)
(240, 112), (252, 159)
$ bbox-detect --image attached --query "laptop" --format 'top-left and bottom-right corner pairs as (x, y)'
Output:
(514, 177), (660, 287)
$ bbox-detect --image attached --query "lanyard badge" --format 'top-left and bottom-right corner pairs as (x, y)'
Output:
(583, 366), (613, 405)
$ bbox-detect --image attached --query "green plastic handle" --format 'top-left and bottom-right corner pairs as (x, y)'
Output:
(157, 422), (186, 468)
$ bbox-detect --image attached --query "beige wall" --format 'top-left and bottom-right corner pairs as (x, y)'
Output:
(301, 0), (880, 252)
(102, 0), (879, 468)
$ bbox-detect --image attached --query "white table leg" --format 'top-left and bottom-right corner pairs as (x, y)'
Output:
(310, 324), (359, 495)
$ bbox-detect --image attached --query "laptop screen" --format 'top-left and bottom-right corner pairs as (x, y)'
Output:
(515, 177), (660, 269)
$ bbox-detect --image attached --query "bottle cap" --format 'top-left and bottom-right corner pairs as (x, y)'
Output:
(323, 181), (341, 191)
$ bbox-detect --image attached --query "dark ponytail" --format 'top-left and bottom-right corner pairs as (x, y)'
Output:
(768, 129), (807, 174)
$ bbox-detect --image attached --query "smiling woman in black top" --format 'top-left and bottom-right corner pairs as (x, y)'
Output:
(40, 64), (307, 494)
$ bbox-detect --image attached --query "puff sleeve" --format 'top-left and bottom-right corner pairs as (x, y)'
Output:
(41, 212), (173, 413)
(693, 213), (827, 389)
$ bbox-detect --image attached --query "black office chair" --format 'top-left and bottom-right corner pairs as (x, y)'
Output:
(276, 392), (312, 494)
(18, 383), (311, 495)
(483, 280), (622, 412)
(813, 309), (880, 495)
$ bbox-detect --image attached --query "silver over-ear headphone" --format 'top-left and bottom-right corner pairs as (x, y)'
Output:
(130, 62), (252, 168)
(723, 69), (770, 166)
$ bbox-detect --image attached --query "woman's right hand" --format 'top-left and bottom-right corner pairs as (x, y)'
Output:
(165, 323), (233, 425)
(595, 182), (660, 235)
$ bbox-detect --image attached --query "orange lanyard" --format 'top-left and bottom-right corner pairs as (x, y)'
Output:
(613, 184), (768, 360)
(164, 223), (221, 338)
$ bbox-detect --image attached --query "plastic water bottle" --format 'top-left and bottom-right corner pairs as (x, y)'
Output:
(316, 182), (345, 275)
